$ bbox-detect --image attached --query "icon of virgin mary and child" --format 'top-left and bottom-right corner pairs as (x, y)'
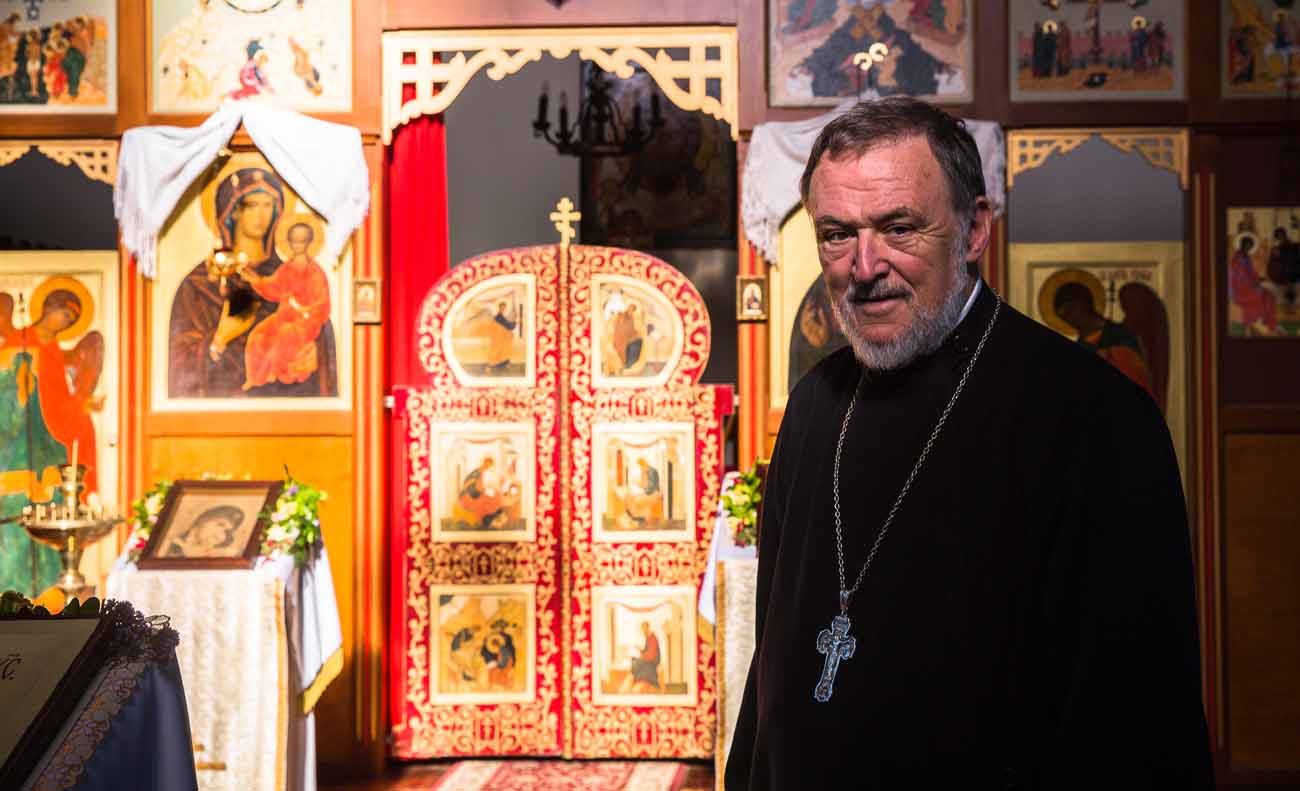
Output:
(168, 165), (338, 399)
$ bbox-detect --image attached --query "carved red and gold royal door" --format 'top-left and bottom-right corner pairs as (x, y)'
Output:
(390, 242), (730, 759)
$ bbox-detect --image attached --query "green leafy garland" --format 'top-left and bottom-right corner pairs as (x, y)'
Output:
(720, 466), (763, 548)
(260, 475), (326, 566)
(125, 472), (326, 567)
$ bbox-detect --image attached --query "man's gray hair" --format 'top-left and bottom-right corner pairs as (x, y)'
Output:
(799, 96), (986, 222)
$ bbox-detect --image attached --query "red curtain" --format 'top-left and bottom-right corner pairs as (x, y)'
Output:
(386, 112), (449, 727)
(386, 115), (450, 387)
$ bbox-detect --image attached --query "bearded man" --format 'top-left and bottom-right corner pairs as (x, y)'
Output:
(725, 98), (1211, 789)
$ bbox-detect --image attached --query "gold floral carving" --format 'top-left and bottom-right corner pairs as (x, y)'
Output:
(558, 235), (574, 757)
(34, 140), (118, 185)
(1006, 132), (1089, 188)
(1098, 130), (1189, 190)
(381, 27), (739, 145)
(0, 140), (117, 184)
(1008, 129), (1189, 190)
(0, 141), (32, 169)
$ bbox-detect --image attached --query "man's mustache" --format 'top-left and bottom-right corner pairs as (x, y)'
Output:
(842, 280), (911, 304)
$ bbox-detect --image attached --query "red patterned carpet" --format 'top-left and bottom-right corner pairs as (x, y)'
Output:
(431, 760), (688, 791)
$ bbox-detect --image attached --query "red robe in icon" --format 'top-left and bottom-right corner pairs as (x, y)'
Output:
(243, 257), (330, 388)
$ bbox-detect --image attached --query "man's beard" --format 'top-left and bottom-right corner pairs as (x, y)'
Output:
(830, 247), (974, 373)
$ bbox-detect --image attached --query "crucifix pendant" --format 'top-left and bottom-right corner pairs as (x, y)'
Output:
(813, 611), (856, 703)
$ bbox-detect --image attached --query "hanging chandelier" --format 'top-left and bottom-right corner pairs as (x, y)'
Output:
(532, 66), (665, 157)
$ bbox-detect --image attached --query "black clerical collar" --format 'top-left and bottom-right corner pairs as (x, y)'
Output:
(944, 278), (996, 358)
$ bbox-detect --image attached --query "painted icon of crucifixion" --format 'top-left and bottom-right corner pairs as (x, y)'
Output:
(1042, 0), (1150, 63)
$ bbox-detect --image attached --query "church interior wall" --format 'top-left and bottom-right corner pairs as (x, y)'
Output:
(1008, 138), (1185, 245)
(0, 152), (117, 249)
(441, 51), (741, 391)
(1, 0), (1299, 784)
(1223, 434), (1300, 777)
(446, 57), (583, 267)
(0, 144), (131, 597)
(129, 137), (389, 778)
(1206, 130), (1300, 777)
(1216, 133), (1300, 406)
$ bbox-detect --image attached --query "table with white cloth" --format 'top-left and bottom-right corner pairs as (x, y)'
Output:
(106, 547), (342, 791)
(697, 472), (759, 790)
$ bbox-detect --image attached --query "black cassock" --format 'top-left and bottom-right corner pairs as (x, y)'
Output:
(726, 283), (1212, 790)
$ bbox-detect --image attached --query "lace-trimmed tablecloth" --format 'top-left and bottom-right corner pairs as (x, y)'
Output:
(22, 652), (198, 791)
(105, 549), (342, 791)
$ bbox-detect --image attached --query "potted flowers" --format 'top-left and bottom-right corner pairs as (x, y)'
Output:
(720, 466), (763, 548)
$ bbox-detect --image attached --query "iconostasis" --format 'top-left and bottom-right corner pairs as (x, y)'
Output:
(5, 0), (1300, 780)
(0, 0), (386, 775)
(389, 232), (730, 758)
(137, 139), (386, 776)
(0, 142), (123, 600)
(1005, 130), (1192, 485)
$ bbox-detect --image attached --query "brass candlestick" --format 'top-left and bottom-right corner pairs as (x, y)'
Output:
(19, 465), (124, 601)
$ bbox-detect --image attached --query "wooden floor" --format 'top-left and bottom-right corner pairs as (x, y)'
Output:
(321, 760), (715, 790)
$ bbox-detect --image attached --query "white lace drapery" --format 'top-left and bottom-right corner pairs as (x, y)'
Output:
(114, 101), (370, 279)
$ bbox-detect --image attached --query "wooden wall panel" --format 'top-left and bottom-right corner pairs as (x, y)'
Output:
(6, 0), (381, 136)
(735, 140), (769, 468)
(136, 0), (382, 134)
(1224, 433), (1300, 772)
(1217, 134), (1300, 406)
(382, 0), (735, 31)
(134, 143), (388, 779)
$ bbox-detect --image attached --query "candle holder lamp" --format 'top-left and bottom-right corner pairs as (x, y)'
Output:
(19, 465), (125, 601)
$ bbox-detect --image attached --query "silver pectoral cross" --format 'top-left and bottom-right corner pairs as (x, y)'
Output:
(814, 613), (856, 702)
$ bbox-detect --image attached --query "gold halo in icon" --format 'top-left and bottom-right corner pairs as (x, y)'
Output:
(1038, 268), (1105, 336)
(28, 276), (94, 341)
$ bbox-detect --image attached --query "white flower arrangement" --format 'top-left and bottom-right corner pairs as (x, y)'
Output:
(126, 472), (326, 567)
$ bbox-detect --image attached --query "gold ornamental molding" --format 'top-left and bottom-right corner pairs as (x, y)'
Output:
(381, 26), (739, 145)
(0, 139), (118, 185)
(1007, 132), (1089, 188)
(0, 141), (29, 169)
(37, 141), (118, 185)
(1008, 129), (1188, 190)
(1098, 130), (1190, 190)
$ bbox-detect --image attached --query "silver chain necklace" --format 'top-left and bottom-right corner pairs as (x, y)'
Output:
(813, 293), (1002, 703)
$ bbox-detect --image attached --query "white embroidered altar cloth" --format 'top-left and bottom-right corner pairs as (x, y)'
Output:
(105, 549), (341, 791)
